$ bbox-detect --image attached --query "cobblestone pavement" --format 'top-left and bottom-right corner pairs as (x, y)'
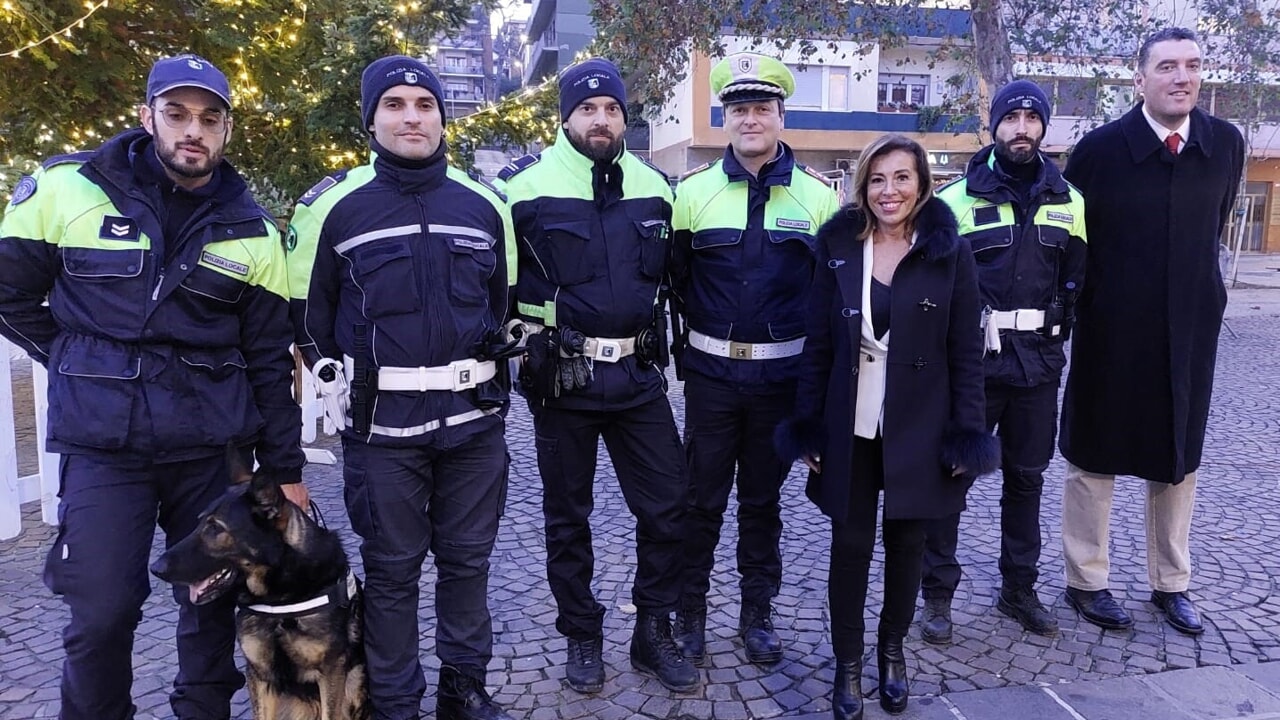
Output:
(2, 312), (1279, 720)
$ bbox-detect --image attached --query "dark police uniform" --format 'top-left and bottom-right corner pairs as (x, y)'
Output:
(500, 128), (687, 642)
(923, 146), (1087, 602)
(670, 142), (837, 633)
(288, 143), (516, 717)
(0, 127), (304, 720)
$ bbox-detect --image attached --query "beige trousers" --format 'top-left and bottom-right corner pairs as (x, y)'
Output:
(1061, 462), (1197, 593)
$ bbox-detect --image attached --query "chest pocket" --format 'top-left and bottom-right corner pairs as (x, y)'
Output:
(62, 247), (144, 280)
(182, 265), (248, 304)
(446, 236), (497, 307)
(347, 238), (422, 317)
(1037, 223), (1069, 251)
(634, 220), (669, 279)
(533, 220), (595, 286)
(691, 228), (742, 251)
(968, 226), (1014, 256)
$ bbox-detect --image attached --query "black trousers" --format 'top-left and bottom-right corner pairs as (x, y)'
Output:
(829, 436), (926, 662)
(922, 380), (1058, 599)
(682, 376), (792, 606)
(342, 422), (507, 720)
(531, 395), (689, 640)
(44, 453), (244, 720)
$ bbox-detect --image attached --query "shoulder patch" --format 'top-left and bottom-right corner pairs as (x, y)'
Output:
(634, 154), (670, 183)
(283, 224), (299, 252)
(680, 161), (714, 181)
(466, 168), (507, 202)
(9, 175), (37, 206)
(497, 153), (541, 181)
(41, 151), (92, 170)
(297, 170), (349, 207)
(797, 163), (832, 186)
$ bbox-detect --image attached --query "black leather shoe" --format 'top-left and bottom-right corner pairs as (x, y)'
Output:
(564, 635), (605, 693)
(920, 597), (952, 645)
(1065, 587), (1133, 630)
(739, 601), (784, 665)
(998, 587), (1059, 637)
(675, 597), (707, 667)
(436, 665), (514, 720)
(832, 659), (864, 720)
(876, 635), (909, 715)
(1151, 591), (1204, 635)
(630, 610), (700, 692)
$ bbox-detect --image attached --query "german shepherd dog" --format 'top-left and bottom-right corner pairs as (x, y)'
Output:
(151, 452), (370, 720)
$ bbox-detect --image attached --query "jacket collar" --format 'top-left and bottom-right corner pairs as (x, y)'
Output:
(818, 195), (960, 262)
(721, 140), (795, 188)
(1121, 102), (1216, 163)
(372, 137), (448, 193)
(86, 127), (251, 207)
(963, 144), (1068, 201)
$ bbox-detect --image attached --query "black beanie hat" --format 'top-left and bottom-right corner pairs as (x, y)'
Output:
(360, 55), (446, 131)
(990, 79), (1051, 131)
(558, 58), (627, 122)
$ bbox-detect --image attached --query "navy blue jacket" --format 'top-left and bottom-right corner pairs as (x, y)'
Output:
(288, 143), (515, 447)
(0, 128), (304, 475)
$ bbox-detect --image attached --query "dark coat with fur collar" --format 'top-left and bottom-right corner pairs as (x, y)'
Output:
(776, 196), (999, 522)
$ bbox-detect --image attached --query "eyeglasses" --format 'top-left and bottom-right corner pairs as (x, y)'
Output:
(154, 105), (228, 133)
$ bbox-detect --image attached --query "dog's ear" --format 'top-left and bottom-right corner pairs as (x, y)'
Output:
(249, 472), (286, 525)
(227, 443), (254, 486)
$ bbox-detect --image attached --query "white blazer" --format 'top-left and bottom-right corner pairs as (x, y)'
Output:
(854, 231), (915, 439)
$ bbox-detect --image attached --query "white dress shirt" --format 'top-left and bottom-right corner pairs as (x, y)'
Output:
(1142, 103), (1191, 154)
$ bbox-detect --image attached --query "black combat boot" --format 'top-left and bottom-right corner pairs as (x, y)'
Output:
(630, 610), (700, 692)
(674, 596), (707, 666)
(436, 665), (513, 720)
(564, 634), (605, 694)
(877, 634), (909, 715)
(739, 600), (784, 665)
(832, 658), (865, 720)
(920, 597), (953, 645)
(997, 585), (1059, 637)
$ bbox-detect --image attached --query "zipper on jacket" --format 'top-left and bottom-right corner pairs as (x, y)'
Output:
(152, 271), (165, 301)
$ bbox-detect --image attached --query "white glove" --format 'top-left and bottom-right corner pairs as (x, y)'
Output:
(312, 358), (349, 431)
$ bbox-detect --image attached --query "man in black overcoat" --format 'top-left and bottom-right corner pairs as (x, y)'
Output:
(1059, 27), (1245, 636)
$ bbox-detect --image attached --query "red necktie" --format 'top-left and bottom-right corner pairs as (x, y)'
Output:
(1165, 132), (1182, 154)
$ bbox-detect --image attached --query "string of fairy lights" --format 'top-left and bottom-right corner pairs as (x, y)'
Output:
(1, 1), (570, 177)
(0, 0), (110, 58)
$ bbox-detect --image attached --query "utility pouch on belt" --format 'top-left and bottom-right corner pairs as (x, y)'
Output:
(349, 324), (376, 435)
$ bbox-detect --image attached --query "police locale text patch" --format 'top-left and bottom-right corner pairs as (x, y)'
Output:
(201, 251), (250, 276)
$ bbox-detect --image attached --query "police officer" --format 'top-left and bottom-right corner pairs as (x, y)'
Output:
(921, 80), (1087, 642)
(500, 57), (697, 694)
(669, 53), (839, 667)
(287, 56), (516, 720)
(0, 55), (308, 720)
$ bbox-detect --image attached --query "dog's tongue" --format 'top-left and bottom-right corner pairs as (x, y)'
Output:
(189, 576), (214, 604)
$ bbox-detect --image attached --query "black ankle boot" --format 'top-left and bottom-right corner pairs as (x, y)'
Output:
(739, 600), (783, 665)
(436, 665), (513, 720)
(675, 597), (707, 667)
(832, 659), (864, 720)
(877, 636), (909, 715)
(630, 610), (700, 692)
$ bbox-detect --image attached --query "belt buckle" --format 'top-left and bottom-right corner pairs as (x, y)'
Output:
(594, 339), (623, 363)
(1014, 311), (1039, 332)
(727, 341), (753, 359)
(451, 359), (479, 391)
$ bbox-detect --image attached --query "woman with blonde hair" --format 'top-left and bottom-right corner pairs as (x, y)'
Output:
(776, 134), (997, 719)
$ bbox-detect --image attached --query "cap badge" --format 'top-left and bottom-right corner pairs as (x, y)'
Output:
(405, 71), (418, 84)
(187, 58), (203, 70)
(737, 56), (753, 74)
(587, 77), (600, 89)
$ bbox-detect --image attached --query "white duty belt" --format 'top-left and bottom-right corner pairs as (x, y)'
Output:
(687, 330), (806, 360)
(518, 322), (637, 364)
(343, 355), (497, 392)
(982, 308), (1048, 354)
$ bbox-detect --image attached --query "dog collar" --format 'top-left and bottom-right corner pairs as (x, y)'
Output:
(243, 569), (358, 617)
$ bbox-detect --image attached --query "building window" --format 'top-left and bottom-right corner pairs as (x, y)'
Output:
(788, 64), (825, 108)
(878, 74), (929, 112)
(1052, 78), (1097, 117)
(828, 71), (849, 111)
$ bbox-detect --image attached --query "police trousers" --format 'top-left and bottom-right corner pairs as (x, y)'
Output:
(43, 452), (243, 720)
(922, 380), (1058, 598)
(342, 421), (507, 720)
(530, 395), (689, 640)
(681, 375), (792, 606)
